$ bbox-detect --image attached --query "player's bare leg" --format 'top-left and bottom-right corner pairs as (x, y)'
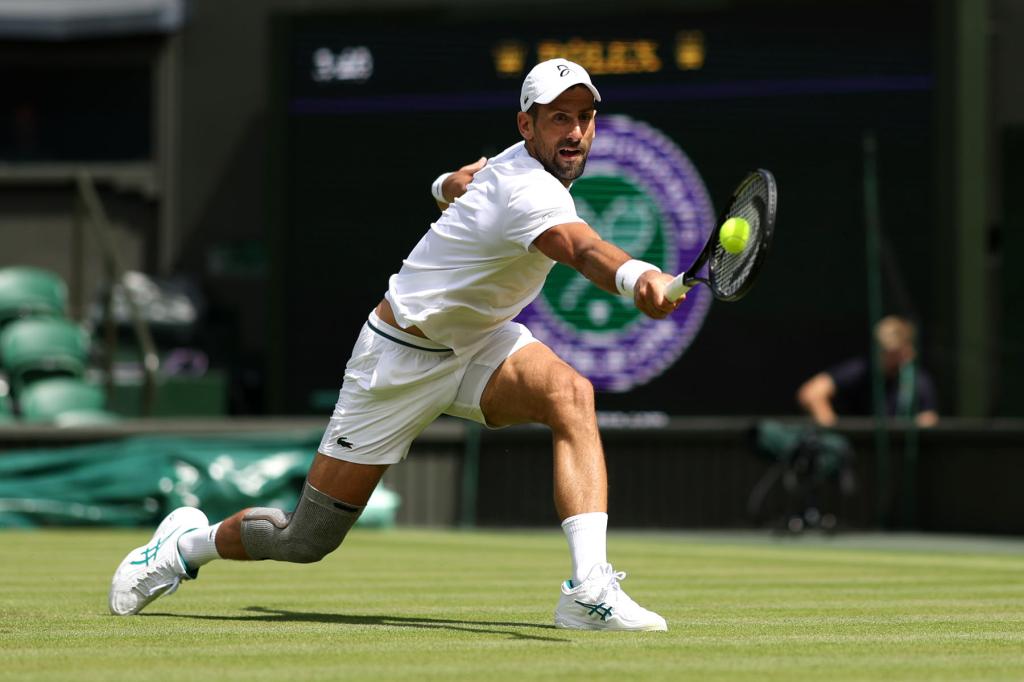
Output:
(481, 341), (606, 519)
(480, 342), (666, 631)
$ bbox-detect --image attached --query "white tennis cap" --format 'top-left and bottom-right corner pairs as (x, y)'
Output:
(520, 58), (601, 112)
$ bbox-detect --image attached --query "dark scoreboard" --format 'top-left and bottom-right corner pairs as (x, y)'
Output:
(269, 1), (934, 415)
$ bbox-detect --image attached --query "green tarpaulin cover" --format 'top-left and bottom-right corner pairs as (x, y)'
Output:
(0, 433), (399, 527)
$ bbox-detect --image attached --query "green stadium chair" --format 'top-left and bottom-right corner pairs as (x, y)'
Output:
(50, 409), (120, 427)
(18, 377), (118, 425)
(0, 317), (90, 391)
(0, 266), (67, 328)
(0, 392), (14, 423)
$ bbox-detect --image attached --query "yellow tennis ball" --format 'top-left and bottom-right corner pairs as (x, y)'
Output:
(719, 217), (751, 254)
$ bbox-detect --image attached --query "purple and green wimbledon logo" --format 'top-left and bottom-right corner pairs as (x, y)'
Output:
(518, 115), (715, 392)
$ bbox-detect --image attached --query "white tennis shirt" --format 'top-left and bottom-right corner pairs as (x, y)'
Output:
(386, 141), (581, 355)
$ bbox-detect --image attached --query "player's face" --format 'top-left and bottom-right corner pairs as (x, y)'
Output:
(519, 86), (596, 185)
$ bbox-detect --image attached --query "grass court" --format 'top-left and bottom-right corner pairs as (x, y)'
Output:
(1, 527), (1022, 681)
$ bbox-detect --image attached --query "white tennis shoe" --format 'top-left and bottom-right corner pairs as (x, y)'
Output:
(109, 507), (209, 616)
(554, 563), (668, 631)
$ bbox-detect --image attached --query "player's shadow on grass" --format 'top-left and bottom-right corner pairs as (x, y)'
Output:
(150, 606), (569, 642)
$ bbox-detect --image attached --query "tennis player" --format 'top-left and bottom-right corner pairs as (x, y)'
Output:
(109, 58), (681, 631)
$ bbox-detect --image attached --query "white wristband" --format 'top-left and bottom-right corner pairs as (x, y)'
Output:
(615, 259), (661, 298)
(431, 172), (453, 204)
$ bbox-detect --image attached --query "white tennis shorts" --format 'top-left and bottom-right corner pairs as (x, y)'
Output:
(317, 311), (537, 464)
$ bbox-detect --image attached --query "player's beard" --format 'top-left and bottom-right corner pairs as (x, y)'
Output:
(540, 139), (590, 183)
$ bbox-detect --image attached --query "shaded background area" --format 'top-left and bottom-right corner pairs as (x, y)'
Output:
(2, 417), (1022, 533)
(2, 0), (1018, 418)
(0, 0), (1021, 532)
(272, 3), (936, 416)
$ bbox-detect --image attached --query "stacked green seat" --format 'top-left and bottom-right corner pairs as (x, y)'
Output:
(0, 317), (90, 391)
(18, 377), (118, 426)
(0, 266), (67, 327)
(0, 266), (120, 425)
(0, 393), (14, 423)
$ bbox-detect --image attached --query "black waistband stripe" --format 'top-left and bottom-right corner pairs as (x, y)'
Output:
(366, 320), (452, 353)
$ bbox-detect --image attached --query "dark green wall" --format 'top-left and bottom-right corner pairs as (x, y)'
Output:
(998, 127), (1024, 415)
(168, 0), (1019, 417)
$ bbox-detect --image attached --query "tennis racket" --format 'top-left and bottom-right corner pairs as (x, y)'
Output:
(665, 169), (777, 302)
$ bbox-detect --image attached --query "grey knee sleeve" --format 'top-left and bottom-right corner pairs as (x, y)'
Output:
(240, 481), (364, 563)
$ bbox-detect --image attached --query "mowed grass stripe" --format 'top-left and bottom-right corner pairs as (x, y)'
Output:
(1, 528), (1022, 682)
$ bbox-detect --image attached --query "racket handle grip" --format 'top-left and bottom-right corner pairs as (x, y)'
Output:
(665, 273), (691, 302)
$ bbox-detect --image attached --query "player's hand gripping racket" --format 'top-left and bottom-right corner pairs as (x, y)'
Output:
(665, 169), (777, 302)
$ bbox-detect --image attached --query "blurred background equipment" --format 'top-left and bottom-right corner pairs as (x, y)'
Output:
(747, 419), (857, 533)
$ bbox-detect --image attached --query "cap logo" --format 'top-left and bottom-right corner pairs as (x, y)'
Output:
(557, 64), (572, 77)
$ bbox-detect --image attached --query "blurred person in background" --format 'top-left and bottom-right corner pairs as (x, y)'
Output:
(797, 315), (939, 428)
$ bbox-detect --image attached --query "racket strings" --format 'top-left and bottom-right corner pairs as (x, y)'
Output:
(711, 175), (769, 299)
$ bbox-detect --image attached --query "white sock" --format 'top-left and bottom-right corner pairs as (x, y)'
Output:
(561, 512), (608, 585)
(177, 522), (222, 571)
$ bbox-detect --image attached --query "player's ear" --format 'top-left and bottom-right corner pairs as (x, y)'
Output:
(517, 111), (534, 141)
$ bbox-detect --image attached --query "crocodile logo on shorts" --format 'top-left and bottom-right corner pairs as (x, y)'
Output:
(518, 115), (714, 392)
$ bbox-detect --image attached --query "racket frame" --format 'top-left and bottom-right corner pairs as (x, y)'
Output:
(665, 169), (777, 302)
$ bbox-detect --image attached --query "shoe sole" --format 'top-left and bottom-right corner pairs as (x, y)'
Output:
(554, 617), (668, 632)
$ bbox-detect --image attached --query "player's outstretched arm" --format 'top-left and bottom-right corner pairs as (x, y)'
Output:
(533, 222), (680, 320)
(432, 156), (487, 210)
